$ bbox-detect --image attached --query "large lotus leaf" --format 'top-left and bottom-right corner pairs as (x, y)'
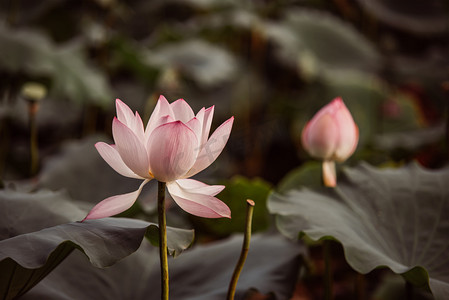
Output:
(268, 162), (449, 299)
(0, 25), (112, 106)
(0, 189), (194, 299)
(193, 176), (272, 237)
(22, 243), (159, 300)
(356, 0), (448, 35)
(23, 233), (305, 300)
(148, 234), (305, 299)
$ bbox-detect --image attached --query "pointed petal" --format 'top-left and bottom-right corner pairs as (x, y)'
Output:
(196, 107), (205, 120)
(186, 117), (202, 143)
(170, 99), (195, 123)
(145, 95), (175, 141)
(83, 179), (150, 221)
(147, 121), (199, 182)
(185, 116), (234, 177)
(116, 99), (135, 126)
(201, 106), (214, 147)
(95, 142), (143, 179)
(113, 118), (150, 178)
(133, 111), (146, 141)
(175, 178), (224, 196)
(115, 99), (145, 141)
(167, 181), (230, 218)
(194, 108), (205, 145)
(322, 160), (337, 187)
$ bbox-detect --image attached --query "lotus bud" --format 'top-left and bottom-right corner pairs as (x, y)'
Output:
(301, 97), (359, 187)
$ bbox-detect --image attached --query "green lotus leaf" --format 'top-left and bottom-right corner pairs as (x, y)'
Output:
(0, 189), (194, 299)
(23, 234), (305, 300)
(268, 162), (449, 299)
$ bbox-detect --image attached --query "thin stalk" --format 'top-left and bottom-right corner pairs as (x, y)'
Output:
(324, 240), (333, 300)
(355, 272), (365, 300)
(158, 181), (169, 300)
(227, 199), (255, 300)
(29, 102), (39, 176)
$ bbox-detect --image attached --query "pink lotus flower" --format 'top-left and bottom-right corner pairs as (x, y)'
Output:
(301, 97), (358, 187)
(84, 96), (234, 220)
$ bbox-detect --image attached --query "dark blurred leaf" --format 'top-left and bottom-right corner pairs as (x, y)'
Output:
(374, 274), (434, 300)
(356, 0), (448, 35)
(277, 161), (322, 193)
(24, 233), (305, 300)
(375, 124), (444, 152)
(0, 1), (62, 25)
(144, 39), (238, 88)
(268, 162), (449, 299)
(266, 9), (381, 79)
(194, 176), (272, 236)
(165, 0), (237, 9)
(0, 189), (194, 299)
(0, 25), (112, 106)
(378, 90), (424, 133)
(392, 54), (449, 89)
(38, 136), (150, 206)
(109, 37), (159, 83)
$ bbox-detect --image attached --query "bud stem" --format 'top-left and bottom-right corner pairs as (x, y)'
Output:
(322, 160), (336, 187)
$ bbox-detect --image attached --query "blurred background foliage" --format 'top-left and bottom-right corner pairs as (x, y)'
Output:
(0, 0), (448, 298)
(0, 0), (448, 232)
(1, 0), (449, 232)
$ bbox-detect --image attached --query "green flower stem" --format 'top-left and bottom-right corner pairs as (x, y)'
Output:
(324, 239), (333, 300)
(157, 181), (169, 300)
(227, 199), (255, 300)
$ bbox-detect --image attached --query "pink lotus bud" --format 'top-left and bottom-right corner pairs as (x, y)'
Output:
(301, 97), (359, 187)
